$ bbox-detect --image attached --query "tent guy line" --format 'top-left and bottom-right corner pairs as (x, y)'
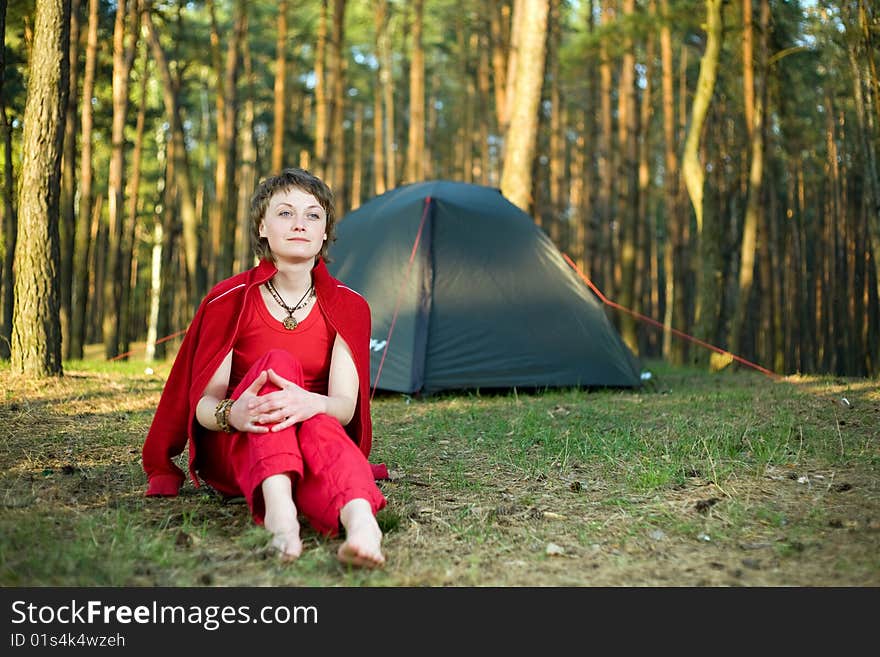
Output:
(370, 196), (432, 401)
(561, 254), (781, 381)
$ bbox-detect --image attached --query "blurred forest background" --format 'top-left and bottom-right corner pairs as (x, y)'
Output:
(1, 0), (878, 378)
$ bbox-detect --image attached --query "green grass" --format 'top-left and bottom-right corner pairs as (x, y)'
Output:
(1, 356), (878, 586)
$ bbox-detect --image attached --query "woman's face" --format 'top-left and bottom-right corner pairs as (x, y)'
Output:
(259, 187), (328, 263)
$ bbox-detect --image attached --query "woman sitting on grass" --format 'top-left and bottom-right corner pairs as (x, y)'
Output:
(141, 168), (387, 568)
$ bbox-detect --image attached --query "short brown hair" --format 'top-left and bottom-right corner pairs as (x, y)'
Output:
(249, 168), (336, 262)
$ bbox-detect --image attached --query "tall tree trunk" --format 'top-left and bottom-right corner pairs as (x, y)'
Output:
(374, 0), (395, 190)
(660, 0), (684, 363)
(502, 0), (525, 156)
(405, 0), (424, 183)
(59, 0), (80, 360)
(574, 0), (596, 277)
(548, 0), (565, 239)
(569, 111), (587, 269)
(143, 3), (200, 309)
(477, 30), (492, 185)
(489, 0), (510, 135)
(69, 0), (99, 360)
(846, 2), (880, 326)
(617, 0), (638, 353)
(236, 23), (256, 272)
(314, 0), (328, 178)
(683, 0), (723, 367)
(729, 0), (768, 358)
(12, 0), (70, 377)
(271, 0), (288, 173)
(216, 0), (243, 281)
(327, 0), (347, 207)
(638, 0), (657, 355)
(103, 0), (140, 360)
(371, 65), (386, 196)
(500, 0), (549, 212)
(424, 71), (439, 180)
(350, 104), (363, 209)
(0, 0), (17, 360)
(119, 43), (148, 358)
(457, 26), (474, 183)
(596, 3), (614, 293)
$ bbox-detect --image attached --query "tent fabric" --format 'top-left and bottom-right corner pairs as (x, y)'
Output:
(328, 180), (641, 394)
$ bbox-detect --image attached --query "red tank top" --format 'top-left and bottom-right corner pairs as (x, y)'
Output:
(230, 288), (337, 395)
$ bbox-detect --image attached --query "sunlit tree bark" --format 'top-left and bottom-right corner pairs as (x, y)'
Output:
(405, 0), (424, 183)
(69, 0), (98, 360)
(683, 0), (723, 367)
(500, 0), (549, 212)
(12, 0), (70, 377)
(103, 0), (140, 359)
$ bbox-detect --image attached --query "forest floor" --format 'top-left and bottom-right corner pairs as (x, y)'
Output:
(0, 352), (878, 587)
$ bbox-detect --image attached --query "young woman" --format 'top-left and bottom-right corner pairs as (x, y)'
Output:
(142, 168), (387, 568)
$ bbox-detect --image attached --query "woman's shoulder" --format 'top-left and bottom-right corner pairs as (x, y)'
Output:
(204, 266), (264, 305)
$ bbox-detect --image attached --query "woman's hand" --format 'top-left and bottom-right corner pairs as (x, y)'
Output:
(247, 368), (325, 432)
(227, 371), (271, 434)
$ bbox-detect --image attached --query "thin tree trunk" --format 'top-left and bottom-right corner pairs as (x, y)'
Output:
(502, 0), (525, 156)
(119, 42), (148, 358)
(683, 0), (723, 366)
(489, 0), (510, 134)
(405, 0), (424, 183)
(69, 0), (99, 360)
(12, 0), (71, 377)
(596, 3), (614, 293)
(500, 0), (549, 212)
(548, 0), (564, 239)
(477, 30), (492, 185)
(88, 192), (104, 343)
(59, 0), (80, 360)
(846, 4), (880, 324)
(236, 23), (256, 272)
(271, 0), (288, 173)
(314, 0), (328, 177)
(372, 66), (386, 196)
(374, 0), (395, 190)
(616, 0), (638, 353)
(424, 71), (439, 180)
(143, 3), (200, 309)
(0, 0), (17, 360)
(350, 104), (363, 210)
(660, 0), (683, 363)
(639, 0), (657, 355)
(216, 0), (243, 281)
(730, 0), (768, 358)
(328, 0), (347, 206)
(103, 0), (140, 359)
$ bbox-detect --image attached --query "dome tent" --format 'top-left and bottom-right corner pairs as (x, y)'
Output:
(329, 180), (641, 394)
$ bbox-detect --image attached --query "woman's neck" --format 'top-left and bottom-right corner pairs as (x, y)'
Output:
(271, 259), (314, 296)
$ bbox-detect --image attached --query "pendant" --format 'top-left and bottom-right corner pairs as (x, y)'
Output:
(283, 315), (298, 330)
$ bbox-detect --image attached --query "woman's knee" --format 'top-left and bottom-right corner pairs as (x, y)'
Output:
(253, 349), (304, 385)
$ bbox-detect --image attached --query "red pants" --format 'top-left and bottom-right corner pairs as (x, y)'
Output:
(195, 349), (386, 536)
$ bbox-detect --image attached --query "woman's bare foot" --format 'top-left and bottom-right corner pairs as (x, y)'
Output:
(261, 474), (302, 561)
(338, 498), (385, 568)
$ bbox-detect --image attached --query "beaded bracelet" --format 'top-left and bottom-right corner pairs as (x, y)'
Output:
(214, 398), (235, 433)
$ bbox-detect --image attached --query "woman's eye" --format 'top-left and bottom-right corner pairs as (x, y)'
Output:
(308, 213), (321, 221)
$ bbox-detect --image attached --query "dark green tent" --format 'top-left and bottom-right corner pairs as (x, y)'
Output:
(329, 180), (641, 394)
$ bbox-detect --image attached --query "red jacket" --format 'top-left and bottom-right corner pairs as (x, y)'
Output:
(142, 258), (384, 496)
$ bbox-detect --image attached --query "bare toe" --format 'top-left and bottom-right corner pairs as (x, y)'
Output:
(272, 530), (302, 562)
(337, 540), (385, 569)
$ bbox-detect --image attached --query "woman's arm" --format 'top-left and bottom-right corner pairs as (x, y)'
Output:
(249, 334), (359, 432)
(194, 350), (270, 434)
